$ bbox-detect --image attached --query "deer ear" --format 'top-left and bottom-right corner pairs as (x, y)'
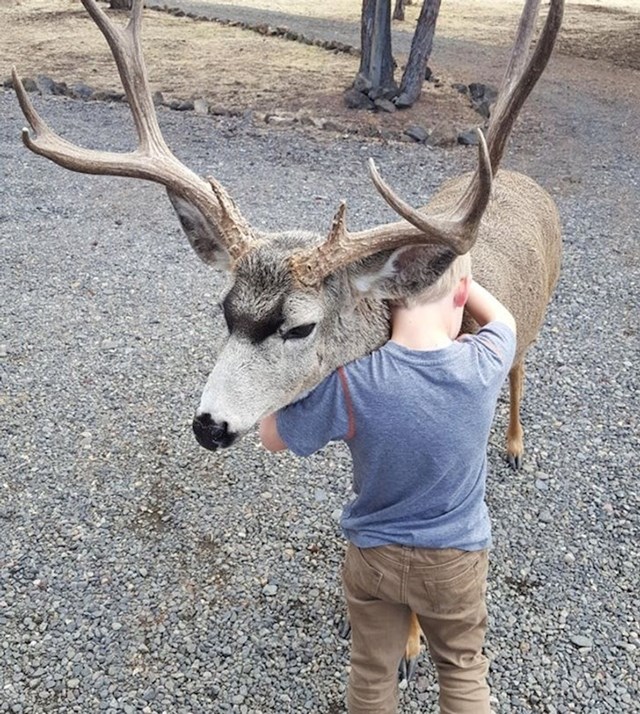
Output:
(347, 245), (457, 298)
(166, 189), (233, 270)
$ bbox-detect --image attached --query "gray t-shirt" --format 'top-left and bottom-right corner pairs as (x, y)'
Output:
(277, 322), (516, 550)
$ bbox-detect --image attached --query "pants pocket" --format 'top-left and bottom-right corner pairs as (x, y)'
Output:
(422, 550), (487, 614)
(342, 544), (384, 599)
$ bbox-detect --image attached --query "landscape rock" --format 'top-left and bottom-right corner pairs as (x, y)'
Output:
(193, 98), (209, 116)
(374, 98), (396, 113)
(394, 92), (414, 109)
(70, 82), (94, 100)
(427, 122), (458, 147)
(343, 88), (374, 110)
(35, 75), (67, 96)
(404, 125), (429, 143)
(457, 129), (480, 146)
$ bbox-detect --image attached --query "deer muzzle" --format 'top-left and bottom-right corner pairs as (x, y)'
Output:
(192, 413), (237, 451)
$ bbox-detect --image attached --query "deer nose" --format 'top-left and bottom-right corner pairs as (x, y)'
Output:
(192, 413), (236, 451)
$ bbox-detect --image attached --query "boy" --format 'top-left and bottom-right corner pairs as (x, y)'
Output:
(260, 253), (516, 714)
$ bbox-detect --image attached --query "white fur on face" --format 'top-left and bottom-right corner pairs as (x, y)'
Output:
(197, 293), (326, 434)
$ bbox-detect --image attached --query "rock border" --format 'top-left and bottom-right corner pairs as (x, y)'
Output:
(147, 3), (359, 56)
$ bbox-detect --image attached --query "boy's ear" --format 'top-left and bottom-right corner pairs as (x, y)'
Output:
(453, 275), (472, 307)
(346, 245), (457, 299)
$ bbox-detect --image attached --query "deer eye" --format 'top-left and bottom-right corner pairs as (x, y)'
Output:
(282, 323), (316, 341)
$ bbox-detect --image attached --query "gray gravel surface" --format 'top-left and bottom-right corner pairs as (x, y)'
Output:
(1, 27), (639, 714)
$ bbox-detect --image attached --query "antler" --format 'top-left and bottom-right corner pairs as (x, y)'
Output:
(486, 0), (564, 172)
(290, 130), (492, 289)
(12, 0), (256, 265)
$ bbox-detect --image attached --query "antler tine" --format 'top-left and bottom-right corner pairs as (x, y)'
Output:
(13, 0), (256, 264)
(80, 0), (168, 155)
(290, 130), (492, 289)
(487, 0), (565, 172)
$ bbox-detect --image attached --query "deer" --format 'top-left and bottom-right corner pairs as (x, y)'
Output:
(13, 0), (564, 687)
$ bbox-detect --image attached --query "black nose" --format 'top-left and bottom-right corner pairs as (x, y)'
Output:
(192, 413), (236, 451)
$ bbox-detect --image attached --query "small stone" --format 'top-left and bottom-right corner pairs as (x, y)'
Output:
(266, 114), (296, 126)
(538, 509), (553, 523)
(535, 479), (549, 491)
(374, 98), (396, 113)
(66, 679), (80, 689)
(193, 98), (209, 116)
(404, 125), (429, 143)
(262, 584), (278, 596)
(569, 634), (593, 649)
(152, 90), (164, 106)
(564, 552), (576, 565)
(457, 129), (480, 146)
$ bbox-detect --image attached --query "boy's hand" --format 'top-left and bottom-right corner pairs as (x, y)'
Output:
(259, 414), (288, 452)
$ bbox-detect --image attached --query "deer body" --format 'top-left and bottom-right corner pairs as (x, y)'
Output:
(451, 170), (562, 359)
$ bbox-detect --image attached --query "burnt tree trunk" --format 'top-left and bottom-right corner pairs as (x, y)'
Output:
(355, 0), (397, 96)
(396, 0), (442, 108)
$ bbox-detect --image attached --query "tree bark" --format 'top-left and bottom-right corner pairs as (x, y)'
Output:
(356, 0), (397, 96)
(397, 0), (442, 107)
(393, 0), (406, 21)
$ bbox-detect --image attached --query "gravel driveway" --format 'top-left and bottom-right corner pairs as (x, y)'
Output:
(1, 5), (639, 713)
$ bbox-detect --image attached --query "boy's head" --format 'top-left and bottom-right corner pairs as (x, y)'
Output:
(396, 252), (472, 309)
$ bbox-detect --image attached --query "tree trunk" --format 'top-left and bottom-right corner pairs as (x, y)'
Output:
(109, 0), (132, 9)
(355, 0), (397, 96)
(397, 0), (442, 108)
(393, 0), (406, 21)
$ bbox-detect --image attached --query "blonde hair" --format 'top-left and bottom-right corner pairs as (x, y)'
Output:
(402, 252), (472, 307)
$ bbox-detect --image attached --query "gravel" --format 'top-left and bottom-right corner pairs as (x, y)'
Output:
(1, 35), (639, 714)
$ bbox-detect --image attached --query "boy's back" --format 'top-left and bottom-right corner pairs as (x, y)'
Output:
(276, 321), (515, 549)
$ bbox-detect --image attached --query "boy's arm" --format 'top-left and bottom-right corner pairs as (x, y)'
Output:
(259, 413), (288, 453)
(466, 280), (516, 334)
(259, 370), (352, 457)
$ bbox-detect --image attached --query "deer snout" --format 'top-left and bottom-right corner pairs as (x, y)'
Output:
(192, 413), (237, 451)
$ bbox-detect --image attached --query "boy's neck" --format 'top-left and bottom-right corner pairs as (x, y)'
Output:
(390, 299), (462, 351)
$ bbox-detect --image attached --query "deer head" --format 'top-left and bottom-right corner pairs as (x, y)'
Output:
(13, 0), (563, 452)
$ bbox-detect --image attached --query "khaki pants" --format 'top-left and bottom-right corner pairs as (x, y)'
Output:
(342, 543), (490, 714)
